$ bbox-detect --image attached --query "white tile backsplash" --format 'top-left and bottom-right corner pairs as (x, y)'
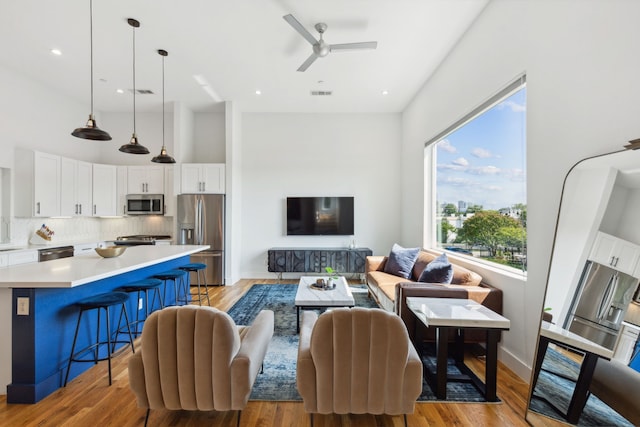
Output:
(11, 216), (174, 245)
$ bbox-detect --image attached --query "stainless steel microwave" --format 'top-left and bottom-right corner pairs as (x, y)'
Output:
(125, 194), (164, 215)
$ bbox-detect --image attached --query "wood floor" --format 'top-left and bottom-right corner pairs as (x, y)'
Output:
(0, 279), (540, 427)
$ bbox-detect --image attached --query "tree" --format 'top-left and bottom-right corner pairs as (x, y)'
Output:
(439, 220), (457, 243)
(457, 210), (524, 256)
(441, 203), (457, 216)
(465, 204), (483, 214)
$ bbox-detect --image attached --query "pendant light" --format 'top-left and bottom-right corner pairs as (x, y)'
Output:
(151, 49), (176, 163)
(119, 18), (149, 154)
(71, 0), (111, 141)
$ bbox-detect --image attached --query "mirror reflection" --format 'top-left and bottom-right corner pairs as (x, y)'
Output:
(526, 148), (640, 426)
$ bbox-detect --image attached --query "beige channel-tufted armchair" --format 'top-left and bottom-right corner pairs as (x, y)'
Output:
(296, 307), (423, 427)
(128, 305), (274, 426)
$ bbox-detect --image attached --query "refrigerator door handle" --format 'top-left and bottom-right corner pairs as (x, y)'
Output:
(597, 274), (617, 320)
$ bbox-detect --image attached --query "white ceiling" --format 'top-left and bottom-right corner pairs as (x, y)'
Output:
(0, 0), (487, 114)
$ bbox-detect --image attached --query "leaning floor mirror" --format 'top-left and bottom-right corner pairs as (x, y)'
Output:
(526, 145), (640, 426)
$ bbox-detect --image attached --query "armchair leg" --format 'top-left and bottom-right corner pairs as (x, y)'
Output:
(404, 413), (408, 427)
(236, 410), (242, 427)
(144, 409), (150, 427)
(310, 413), (314, 427)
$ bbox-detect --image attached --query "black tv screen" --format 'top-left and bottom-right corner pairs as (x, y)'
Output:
(287, 197), (354, 235)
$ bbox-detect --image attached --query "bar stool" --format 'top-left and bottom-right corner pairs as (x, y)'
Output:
(115, 278), (163, 337)
(153, 269), (188, 306)
(179, 263), (210, 306)
(64, 291), (134, 387)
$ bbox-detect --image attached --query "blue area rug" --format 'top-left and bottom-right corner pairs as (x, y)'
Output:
(529, 345), (632, 426)
(227, 284), (497, 402)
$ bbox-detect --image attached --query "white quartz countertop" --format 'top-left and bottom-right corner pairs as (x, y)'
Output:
(406, 297), (511, 329)
(540, 321), (613, 359)
(0, 245), (209, 288)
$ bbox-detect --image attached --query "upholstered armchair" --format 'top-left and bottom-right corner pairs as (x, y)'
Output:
(128, 305), (274, 426)
(296, 307), (422, 427)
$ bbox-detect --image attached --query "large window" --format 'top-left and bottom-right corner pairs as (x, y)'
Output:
(428, 77), (527, 272)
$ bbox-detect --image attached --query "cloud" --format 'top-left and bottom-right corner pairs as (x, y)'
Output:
(438, 176), (475, 186)
(452, 157), (469, 167)
(437, 163), (466, 171)
(472, 148), (493, 158)
(467, 165), (501, 175)
(497, 100), (526, 112)
(437, 139), (457, 153)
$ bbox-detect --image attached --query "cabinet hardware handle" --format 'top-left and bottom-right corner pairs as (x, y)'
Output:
(79, 204), (82, 215)
(36, 202), (40, 215)
(610, 256), (615, 266)
(94, 205), (96, 215)
(614, 257), (619, 267)
(75, 204), (78, 215)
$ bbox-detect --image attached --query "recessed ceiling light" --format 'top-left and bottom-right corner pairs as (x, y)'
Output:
(50, 49), (62, 56)
(116, 89), (124, 94)
(382, 90), (389, 96)
(255, 90), (262, 95)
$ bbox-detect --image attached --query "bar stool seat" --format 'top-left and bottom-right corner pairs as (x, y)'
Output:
(64, 291), (135, 387)
(115, 278), (164, 336)
(153, 270), (188, 306)
(179, 263), (210, 306)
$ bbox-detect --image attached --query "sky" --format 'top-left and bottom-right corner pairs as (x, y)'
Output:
(434, 87), (526, 211)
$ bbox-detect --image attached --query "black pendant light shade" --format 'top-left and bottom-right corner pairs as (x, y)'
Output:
(151, 49), (176, 163)
(119, 18), (149, 155)
(72, 0), (111, 141)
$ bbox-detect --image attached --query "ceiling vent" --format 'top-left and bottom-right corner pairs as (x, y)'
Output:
(310, 90), (332, 96)
(129, 89), (154, 94)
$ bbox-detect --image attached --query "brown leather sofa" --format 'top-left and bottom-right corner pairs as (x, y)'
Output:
(366, 251), (503, 344)
(589, 358), (640, 425)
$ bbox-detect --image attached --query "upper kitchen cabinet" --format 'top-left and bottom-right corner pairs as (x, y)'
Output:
(589, 231), (640, 276)
(92, 164), (118, 216)
(60, 157), (92, 217)
(116, 166), (128, 216)
(181, 163), (225, 194)
(127, 165), (164, 194)
(15, 150), (61, 217)
(164, 165), (176, 216)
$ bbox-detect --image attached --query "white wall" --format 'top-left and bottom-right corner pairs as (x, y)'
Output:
(239, 113), (402, 278)
(401, 0), (640, 379)
(194, 112), (225, 163)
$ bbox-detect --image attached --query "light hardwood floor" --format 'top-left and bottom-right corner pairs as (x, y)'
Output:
(0, 279), (541, 427)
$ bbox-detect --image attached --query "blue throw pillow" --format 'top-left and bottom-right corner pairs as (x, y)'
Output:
(383, 244), (420, 279)
(418, 253), (453, 284)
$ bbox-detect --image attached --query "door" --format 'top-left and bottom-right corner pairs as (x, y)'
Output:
(181, 164), (202, 193)
(93, 164), (117, 216)
(34, 152), (61, 217)
(568, 316), (619, 350)
(573, 262), (616, 322)
(200, 194), (224, 250)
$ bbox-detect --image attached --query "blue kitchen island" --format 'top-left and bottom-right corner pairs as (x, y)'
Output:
(0, 244), (209, 403)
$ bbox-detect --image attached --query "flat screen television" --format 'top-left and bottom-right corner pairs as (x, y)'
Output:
(286, 197), (354, 236)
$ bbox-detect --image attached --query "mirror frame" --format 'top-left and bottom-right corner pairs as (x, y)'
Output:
(525, 147), (632, 426)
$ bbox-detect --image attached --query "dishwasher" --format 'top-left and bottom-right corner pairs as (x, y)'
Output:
(38, 246), (74, 262)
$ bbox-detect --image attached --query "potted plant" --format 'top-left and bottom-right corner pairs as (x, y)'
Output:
(325, 266), (339, 289)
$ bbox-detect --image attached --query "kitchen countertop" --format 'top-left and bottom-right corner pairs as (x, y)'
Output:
(0, 244), (208, 288)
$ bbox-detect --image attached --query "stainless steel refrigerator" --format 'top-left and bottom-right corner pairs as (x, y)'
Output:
(177, 194), (224, 286)
(565, 260), (637, 349)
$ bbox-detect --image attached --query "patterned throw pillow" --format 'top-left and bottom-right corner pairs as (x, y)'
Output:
(418, 253), (453, 284)
(383, 243), (420, 279)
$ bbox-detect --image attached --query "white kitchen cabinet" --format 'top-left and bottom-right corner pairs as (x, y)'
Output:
(181, 163), (225, 194)
(60, 158), (92, 217)
(590, 231), (640, 276)
(127, 166), (164, 194)
(117, 166), (128, 216)
(92, 164), (117, 216)
(14, 150), (61, 217)
(8, 250), (38, 266)
(164, 165), (176, 216)
(613, 322), (640, 364)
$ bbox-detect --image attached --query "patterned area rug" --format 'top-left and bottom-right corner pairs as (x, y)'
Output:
(528, 346), (632, 426)
(227, 284), (497, 402)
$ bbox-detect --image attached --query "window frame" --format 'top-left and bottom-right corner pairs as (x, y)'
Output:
(424, 75), (527, 277)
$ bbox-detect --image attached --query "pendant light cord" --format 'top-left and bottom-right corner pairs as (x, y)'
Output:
(162, 53), (165, 148)
(132, 21), (136, 133)
(89, 0), (94, 115)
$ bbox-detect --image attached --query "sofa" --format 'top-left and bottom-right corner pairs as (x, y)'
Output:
(366, 250), (503, 344)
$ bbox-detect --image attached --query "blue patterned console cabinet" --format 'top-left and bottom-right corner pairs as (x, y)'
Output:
(267, 247), (373, 274)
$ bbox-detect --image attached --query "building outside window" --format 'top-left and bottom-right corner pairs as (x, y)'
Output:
(427, 77), (527, 272)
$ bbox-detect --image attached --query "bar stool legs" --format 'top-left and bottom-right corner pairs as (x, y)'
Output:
(153, 270), (188, 306)
(179, 263), (210, 306)
(115, 279), (164, 337)
(64, 292), (134, 387)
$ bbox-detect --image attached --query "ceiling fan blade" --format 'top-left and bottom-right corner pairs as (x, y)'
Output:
(297, 53), (318, 72)
(330, 41), (378, 52)
(283, 14), (318, 46)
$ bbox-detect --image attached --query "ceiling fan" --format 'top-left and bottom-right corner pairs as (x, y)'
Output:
(283, 14), (377, 72)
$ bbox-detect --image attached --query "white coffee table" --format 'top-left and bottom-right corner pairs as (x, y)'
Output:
(295, 276), (355, 332)
(406, 297), (510, 401)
